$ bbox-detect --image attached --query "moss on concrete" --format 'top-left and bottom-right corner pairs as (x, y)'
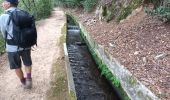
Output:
(60, 23), (67, 45)
(69, 91), (77, 100)
(129, 76), (137, 86)
(87, 40), (130, 100)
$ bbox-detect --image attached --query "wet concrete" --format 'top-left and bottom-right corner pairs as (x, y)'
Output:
(66, 23), (121, 100)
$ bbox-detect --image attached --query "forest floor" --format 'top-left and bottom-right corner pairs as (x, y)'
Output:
(67, 6), (170, 100)
(0, 8), (68, 100)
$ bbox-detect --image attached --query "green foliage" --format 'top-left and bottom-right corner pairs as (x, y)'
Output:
(99, 63), (120, 87)
(54, 0), (98, 12)
(56, 0), (80, 8)
(145, 0), (170, 22)
(117, 0), (142, 21)
(19, 0), (53, 20)
(0, 0), (4, 14)
(0, 35), (5, 54)
(99, 0), (142, 22)
(80, 0), (98, 12)
(117, 6), (132, 21)
(55, 0), (82, 7)
(35, 0), (53, 20)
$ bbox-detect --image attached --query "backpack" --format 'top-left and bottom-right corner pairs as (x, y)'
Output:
(5, 9), (37, 48)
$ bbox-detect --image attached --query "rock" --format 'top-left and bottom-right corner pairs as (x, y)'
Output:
(134, 51), (140, 55)
(109, 43), (116, 47)
(142, 57), (147, 65)
(155, 53), (168, 60)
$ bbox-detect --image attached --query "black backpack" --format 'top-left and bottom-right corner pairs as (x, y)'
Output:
(5, 9), (37, 48)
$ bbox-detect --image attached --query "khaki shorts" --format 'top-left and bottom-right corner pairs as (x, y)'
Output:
(7, 50), (32, 69)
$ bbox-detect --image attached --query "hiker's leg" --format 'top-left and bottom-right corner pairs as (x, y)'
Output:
(21, 49), (32, 89)
(24, 66), (32, 89)
(15, 68), (24, 79)
(7, 52), (25, 84)
(21, 49), (32, 78)
(25, 66), (32, 79)
(15, 68), (25, 84)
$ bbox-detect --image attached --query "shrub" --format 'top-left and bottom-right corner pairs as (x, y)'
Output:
(55, 0), (80, 7)
(54, 0), (98, 12)
(81, 0), (98, 12)
(145, 0), (170, 22)
(19, 0), (53, 20)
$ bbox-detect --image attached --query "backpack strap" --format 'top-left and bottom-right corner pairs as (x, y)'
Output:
(4, 10), (17, 46)
(5, 10), (14, 39)
(4, 11), (12, 48)
(5, 9), (17, 25)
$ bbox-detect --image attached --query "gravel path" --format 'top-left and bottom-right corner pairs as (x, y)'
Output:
(0, 8), (65, 100)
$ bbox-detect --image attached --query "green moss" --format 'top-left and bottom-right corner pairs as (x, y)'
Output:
(69, 91), (77, 100)
(129, 76), (137, 86)
(59, 23), (67, 45)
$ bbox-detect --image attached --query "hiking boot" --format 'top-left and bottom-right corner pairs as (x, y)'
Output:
(25, 78), (32, 89)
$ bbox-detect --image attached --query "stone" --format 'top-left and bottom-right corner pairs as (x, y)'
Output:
(109, 43), (116, 47)
(142, 57), (147, 65)
(155, 53), (168, 60)
(134, 51), (140, 55)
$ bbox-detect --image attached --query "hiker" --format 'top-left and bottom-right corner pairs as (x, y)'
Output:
(0, 0), (36, 89)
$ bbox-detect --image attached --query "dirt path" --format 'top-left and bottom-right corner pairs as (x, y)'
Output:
(0, 8), (65, 100)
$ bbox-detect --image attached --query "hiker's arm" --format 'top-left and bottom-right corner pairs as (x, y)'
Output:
(0, 24), (5, 38)
(0, 14), (8, 38)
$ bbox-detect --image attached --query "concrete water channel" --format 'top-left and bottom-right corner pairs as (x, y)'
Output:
(64, 15), (159, 100)
(66, 16), (121, 100)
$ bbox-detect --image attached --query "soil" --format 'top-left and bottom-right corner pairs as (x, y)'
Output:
(0, 8), (67, 100)
(67, 7), (170, 100)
